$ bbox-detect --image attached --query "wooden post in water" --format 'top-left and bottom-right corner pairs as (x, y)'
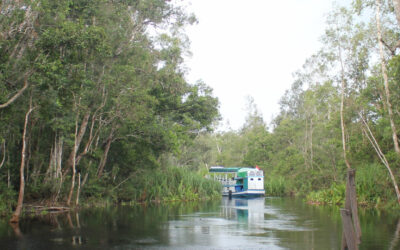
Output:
(341, 209), (357, 250)
(341, 169), (361, 250)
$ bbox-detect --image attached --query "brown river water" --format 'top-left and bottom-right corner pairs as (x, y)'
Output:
(0, 197), (399, 249)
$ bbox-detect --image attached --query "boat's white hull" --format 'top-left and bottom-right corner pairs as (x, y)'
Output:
(223, 189), (265, 197)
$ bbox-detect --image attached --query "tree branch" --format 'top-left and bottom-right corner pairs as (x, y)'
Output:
(0, 77), (29, 109)
(0, 141), (5, 169)
(379, 38), (400, 56)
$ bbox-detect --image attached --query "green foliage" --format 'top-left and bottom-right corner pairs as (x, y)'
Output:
(0, 0), (220, 212)
(356, 164), (395, 207)
(306, 183), (346, 206)
(0, 183), (17, 216)
(306, 164), (397, 208)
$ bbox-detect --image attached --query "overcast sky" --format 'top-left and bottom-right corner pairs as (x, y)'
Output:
(182, 0), (344, 131)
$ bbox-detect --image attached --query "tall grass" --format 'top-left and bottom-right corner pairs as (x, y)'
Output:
(116, 166), (221, 203)
(264, 175), (287, 196)
(356, 163), (395, 207)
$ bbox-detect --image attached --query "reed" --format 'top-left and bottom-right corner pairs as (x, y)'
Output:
(264, 175), (287, 196)
(116, 166), (221, 203)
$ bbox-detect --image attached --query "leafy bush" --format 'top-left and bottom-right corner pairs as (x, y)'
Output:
(0, 183), (17, 215)
(306, 164), (397, 208)
(306, 182), (345, 205)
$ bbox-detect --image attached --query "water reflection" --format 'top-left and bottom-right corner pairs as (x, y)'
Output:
(165, 197), (338, 249)
(0, 198), (399, 249)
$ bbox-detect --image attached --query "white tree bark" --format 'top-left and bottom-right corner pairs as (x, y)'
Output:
(360, 114), (400, 205)
(338, 42), (351, 170)
(10, 105), (35, 223)
(376, 0), (400, 155)
(393, 0), (400, 28)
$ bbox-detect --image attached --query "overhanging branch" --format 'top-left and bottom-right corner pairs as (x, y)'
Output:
(0, 78), (29, 109)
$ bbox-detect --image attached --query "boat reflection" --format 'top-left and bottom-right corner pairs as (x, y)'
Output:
(221, 197), (265, 223)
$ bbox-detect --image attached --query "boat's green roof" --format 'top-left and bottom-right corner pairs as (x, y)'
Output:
(209, 167), (252, 173)
(209, 167), (239, 173)
(237, 168), (256, 177)
(237, 168), (255, 173)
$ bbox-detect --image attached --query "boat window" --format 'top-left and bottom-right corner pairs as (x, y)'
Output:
(249, 171), (255, 176)
(250, 178), (254, 181)
(258, 178), (261, 181)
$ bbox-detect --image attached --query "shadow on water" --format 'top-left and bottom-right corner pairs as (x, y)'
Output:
(0, 198), (399, 249)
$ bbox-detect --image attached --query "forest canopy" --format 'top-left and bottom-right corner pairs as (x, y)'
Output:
(0, 0), (220, 217)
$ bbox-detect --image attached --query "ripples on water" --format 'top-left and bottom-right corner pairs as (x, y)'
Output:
(0, 197), (399, 249)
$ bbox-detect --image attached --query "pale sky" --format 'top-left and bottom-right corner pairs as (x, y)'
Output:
(182, 0), (344, 131)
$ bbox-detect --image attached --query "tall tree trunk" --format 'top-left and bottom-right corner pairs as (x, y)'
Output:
(304, 118), (309, 169)
(0, 141), (5, 169)
(66, 112), (84, 206)
(45, 135), (63, 182)
(339, 43), (351, 170)
(310, 117), (314, 170)
(376, 0), (400, 155)
(393, 0), (400, 28)
(52, 135), (64, 203)
(76, 111), (103, 166)
(65, 112), (90, 175)
(97, 127), (115, 179)
(9, 105), (35, 224)
(75, 172), (81, 206)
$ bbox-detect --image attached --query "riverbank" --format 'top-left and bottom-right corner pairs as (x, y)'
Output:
(264, 164), (399, 210)
(0, 166), (221, 218)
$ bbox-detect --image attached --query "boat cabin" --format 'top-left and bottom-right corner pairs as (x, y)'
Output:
(208, 166), (265, 197)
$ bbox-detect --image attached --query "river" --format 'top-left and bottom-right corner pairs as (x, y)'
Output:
(0, 197), (399, 249)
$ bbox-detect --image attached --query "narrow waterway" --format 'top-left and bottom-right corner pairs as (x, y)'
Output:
(0, 197), (399, 249)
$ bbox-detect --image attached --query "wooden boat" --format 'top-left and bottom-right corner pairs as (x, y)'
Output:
(208, 166), (265, 197)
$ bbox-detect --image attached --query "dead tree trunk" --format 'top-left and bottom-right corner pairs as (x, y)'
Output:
(337, 32), (361, 249)
(10, 105), (35, 224)
(345, 170), (362, 241)
(341, 209), (358, 250)
(376, 0), (400, 155)
(341, 170), (362, 250)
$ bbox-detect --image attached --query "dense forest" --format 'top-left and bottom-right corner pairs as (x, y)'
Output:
(2, 0), (400, 224)
(0, 0), (221, 222)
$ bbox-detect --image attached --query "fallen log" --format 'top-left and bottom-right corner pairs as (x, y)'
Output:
(25, 205), (71, 212)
